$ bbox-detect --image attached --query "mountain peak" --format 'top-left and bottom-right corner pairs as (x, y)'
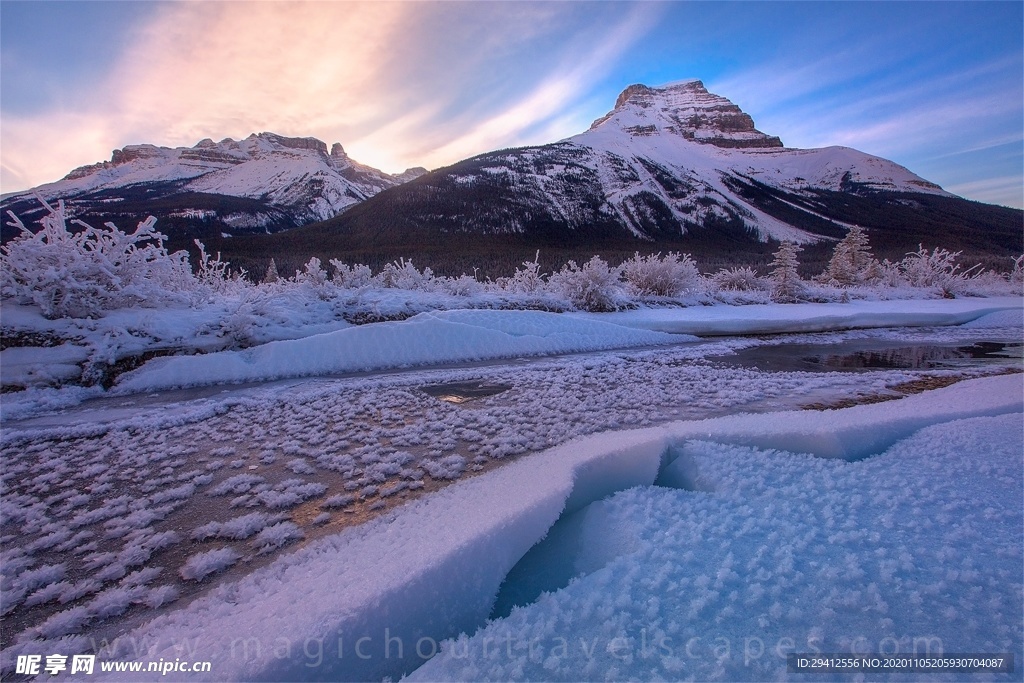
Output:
(589, 80), (783, 149)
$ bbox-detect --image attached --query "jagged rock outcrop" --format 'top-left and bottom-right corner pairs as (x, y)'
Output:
(2, 132), (424, 240)
(589, 80), (783, 149)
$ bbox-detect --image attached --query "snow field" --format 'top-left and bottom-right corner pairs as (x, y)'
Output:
(0, 313), (1019, 677)
(87, 374), (1022, 681)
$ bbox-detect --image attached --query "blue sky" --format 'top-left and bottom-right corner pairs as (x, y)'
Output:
(2, 1), (1021, 208)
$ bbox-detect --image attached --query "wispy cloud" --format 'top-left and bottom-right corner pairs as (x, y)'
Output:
(1, 1), (659, 192)
(946, 176), (1024, 208)
(410, 4), (660, 166)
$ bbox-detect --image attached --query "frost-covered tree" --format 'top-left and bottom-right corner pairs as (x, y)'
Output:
(1008, 255), (1024, 287)
(619, 252), (700, 297)
(824, 225), (877, 285)
(263, 258), (279, 283)
(768, 241), (804, 302)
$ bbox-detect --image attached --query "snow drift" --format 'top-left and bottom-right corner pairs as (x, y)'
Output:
(113, 310), (686, 392)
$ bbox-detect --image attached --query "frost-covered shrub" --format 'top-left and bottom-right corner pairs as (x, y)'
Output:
(311, 512), (331, 525)
(1009, 255), (1024, 287)
(499, 253), (546, 294)
(321, 493), (356, 509)
(292, 257), (335, 300)
(142, 584), (179, 608)
(58, 579), (102, 604)
(961, 269), (1019, 296)
(16, 563), (66, 592)
(329, 259), (374, 288)
(899, 245), (981, 296)
(549, 256), (624, 311)
(294, 256), (329, 286)
(120, 566), (162, 588)
(25, 581), (68, 607)
(378, 258), (434, 290)
(209, 474), (264, 496)
(193, 240), (239, 295)
(179, 547), (241, 581)
(619, 252), (700, 297)
(253, 481), (327, 509)
(87, 585), (145, 619)
(192, 512), (277, 541)
(440, 274), (483, 296)
(2, 198), (196, 318)
(872, 259), (905, 288)
(142, 530), (180, 552)
(285, 458), (316, 475)
(710, 266), (766, 292)
(35, 605), (93, 639)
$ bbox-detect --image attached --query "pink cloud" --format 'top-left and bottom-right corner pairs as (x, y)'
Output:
(2, 1), (657, 192)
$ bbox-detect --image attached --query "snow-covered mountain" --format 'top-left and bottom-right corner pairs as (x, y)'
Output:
(322, 80), (971, 252)
(572, 80), (950, 242)
(1, 132), (426, 240)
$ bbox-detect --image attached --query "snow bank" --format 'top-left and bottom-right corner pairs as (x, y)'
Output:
(577, 296), (1023, 335)
(658, 371), (1024, 461)
(417, 411), (1023, 681)
(960, 306), (1024, 328)
(114, 310), (684, 392)
(98, 374), (1022, 681)
(0, 344), (89, 388)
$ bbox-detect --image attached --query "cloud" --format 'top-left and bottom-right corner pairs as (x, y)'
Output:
(1, 1), (658, 192)
(945, 176), (1023, 209)
(407, 4), (660, 167)
(705, 41), (1022, 209)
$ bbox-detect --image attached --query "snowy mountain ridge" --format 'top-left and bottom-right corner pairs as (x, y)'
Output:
(318, 79), (995, 259)
(1, 132), (426, 238)
(441, 80), (950, 243)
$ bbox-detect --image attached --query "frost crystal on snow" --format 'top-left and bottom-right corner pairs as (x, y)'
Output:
(179, 548), (242, 582)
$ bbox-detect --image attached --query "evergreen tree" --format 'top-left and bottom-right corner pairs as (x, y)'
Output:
(264, 258), (280, 283)
(825, 225), (876, 285)
(769, 241), (804, 302)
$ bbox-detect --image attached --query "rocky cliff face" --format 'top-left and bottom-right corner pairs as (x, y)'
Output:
(3, 133), (426, 240)
(589, 80), (783, 149)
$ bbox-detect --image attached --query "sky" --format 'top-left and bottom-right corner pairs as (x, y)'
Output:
(1, 1), (1021, 208)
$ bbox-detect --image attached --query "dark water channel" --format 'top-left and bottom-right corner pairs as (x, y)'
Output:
(709, 339), (1022, 373)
